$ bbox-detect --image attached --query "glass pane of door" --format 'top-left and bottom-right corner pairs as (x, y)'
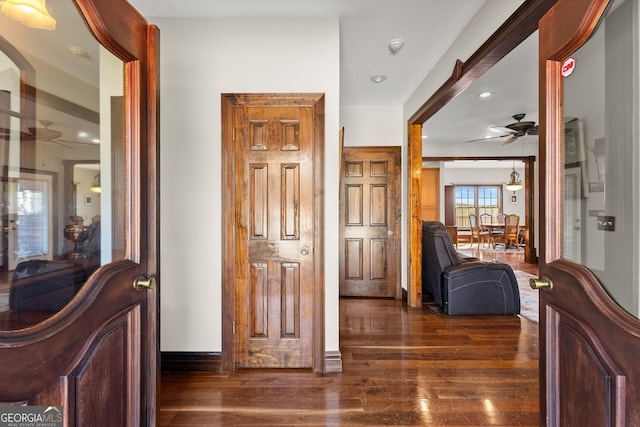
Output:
(0, 1), (126, 330)
(562, 0), (640, 317)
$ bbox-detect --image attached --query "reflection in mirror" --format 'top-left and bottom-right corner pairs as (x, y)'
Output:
(0, 0), (125, 330)
(562, 0), (639, 316)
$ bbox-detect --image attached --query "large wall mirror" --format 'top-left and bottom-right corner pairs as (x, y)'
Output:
(0, 1), (125, 330)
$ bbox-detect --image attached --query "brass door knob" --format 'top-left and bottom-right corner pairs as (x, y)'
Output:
(529, 277), (553, 290)
(133, 275), (156, 291)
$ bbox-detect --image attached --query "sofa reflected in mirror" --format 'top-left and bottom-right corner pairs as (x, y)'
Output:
(421, 221), (520, 315)
(0, 216), (101, 330)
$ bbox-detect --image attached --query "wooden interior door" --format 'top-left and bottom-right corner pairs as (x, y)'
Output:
(421, 168), (439, 220)
(225, 94), (323, 369)
(0, 0), (158, 424)
(539, 0), (640, 424)
(339, 147), (400, 298)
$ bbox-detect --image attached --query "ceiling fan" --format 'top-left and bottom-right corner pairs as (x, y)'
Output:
(27, 120), (98, 149)
(467, 113), (538, 145)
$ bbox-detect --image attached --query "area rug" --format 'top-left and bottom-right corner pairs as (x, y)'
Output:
(514, 270), (538, 323)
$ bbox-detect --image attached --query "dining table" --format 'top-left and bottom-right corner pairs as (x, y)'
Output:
(482, 222), (526, 249)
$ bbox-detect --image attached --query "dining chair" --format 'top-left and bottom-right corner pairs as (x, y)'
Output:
(495, 214), (520, 250)
(479, 213), (492, 229)
(492, 212), (506, 242)
(469, 214), (491, 248)
(479, 213), (494, 245)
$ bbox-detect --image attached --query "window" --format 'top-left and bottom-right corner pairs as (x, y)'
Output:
(454, 185), (502, 226)
(5, 173), (54, 269)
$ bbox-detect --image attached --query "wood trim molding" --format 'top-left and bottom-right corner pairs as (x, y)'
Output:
(407, 0), (557, 307)
(324, 351), (343, 374)
(408, 124), (423, 307)
(24, 86), (100, 124)
(409, 0), (559, 125)
(161, 352), (222, 372)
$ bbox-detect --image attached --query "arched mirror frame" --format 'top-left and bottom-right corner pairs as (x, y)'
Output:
(0, 0), (158, 334)
(0, 0), (159, 422)
(406, 0), (558, 307)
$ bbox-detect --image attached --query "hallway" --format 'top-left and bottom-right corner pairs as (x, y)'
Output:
(160, 296), (539, 425)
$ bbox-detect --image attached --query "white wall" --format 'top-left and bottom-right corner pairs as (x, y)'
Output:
(154, 18), (341, 352)
(340, 105), (403, 147)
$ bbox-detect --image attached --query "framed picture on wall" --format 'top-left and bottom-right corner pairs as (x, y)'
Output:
(84, 195), (92, 205)
(510, 194), (518, 204)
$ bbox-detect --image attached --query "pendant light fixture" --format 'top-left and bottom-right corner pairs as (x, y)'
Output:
(1, 0), (56, 30)
(505, 164), (522, 192)
(90, 173), (101, 193)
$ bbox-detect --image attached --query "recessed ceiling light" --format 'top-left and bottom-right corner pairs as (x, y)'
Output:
(478, 91), (493, 98)
(370, 74), (388, 83)
(422, 135), (428, 139)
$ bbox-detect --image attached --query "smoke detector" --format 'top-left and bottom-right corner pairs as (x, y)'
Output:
(388, 38), (405, 54)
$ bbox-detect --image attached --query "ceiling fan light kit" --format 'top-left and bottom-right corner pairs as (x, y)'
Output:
(28, 119), (62, 140)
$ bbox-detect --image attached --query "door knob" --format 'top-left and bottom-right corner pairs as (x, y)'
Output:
(133, 275), (156, 291)
(300, 246), (310, 256)
(529, 277), (553, 290)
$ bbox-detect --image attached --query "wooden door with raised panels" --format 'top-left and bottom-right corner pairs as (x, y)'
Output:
(340, 147), (400, 298)
(227, 94), (323, 369)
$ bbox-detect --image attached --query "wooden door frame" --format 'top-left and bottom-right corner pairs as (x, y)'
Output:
(340, 146), (402, 298)
(406, 0), (558, 307)
(221, 93), (325, 374)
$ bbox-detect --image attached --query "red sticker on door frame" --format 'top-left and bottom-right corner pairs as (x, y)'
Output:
(562, 57), (576, 77)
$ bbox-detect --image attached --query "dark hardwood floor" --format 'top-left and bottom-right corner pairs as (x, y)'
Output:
(456, 243), (539, 275)
(160, 254), (539, 426)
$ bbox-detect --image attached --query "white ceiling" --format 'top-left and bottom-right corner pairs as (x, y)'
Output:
(127, 0), (486, 105)
(126, 0), (538, 149)
(2, 1), (538, 150)
(423, 31), (539, 146)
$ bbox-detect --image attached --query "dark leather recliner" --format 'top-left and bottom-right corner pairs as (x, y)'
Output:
(421, 221), (520, 315)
